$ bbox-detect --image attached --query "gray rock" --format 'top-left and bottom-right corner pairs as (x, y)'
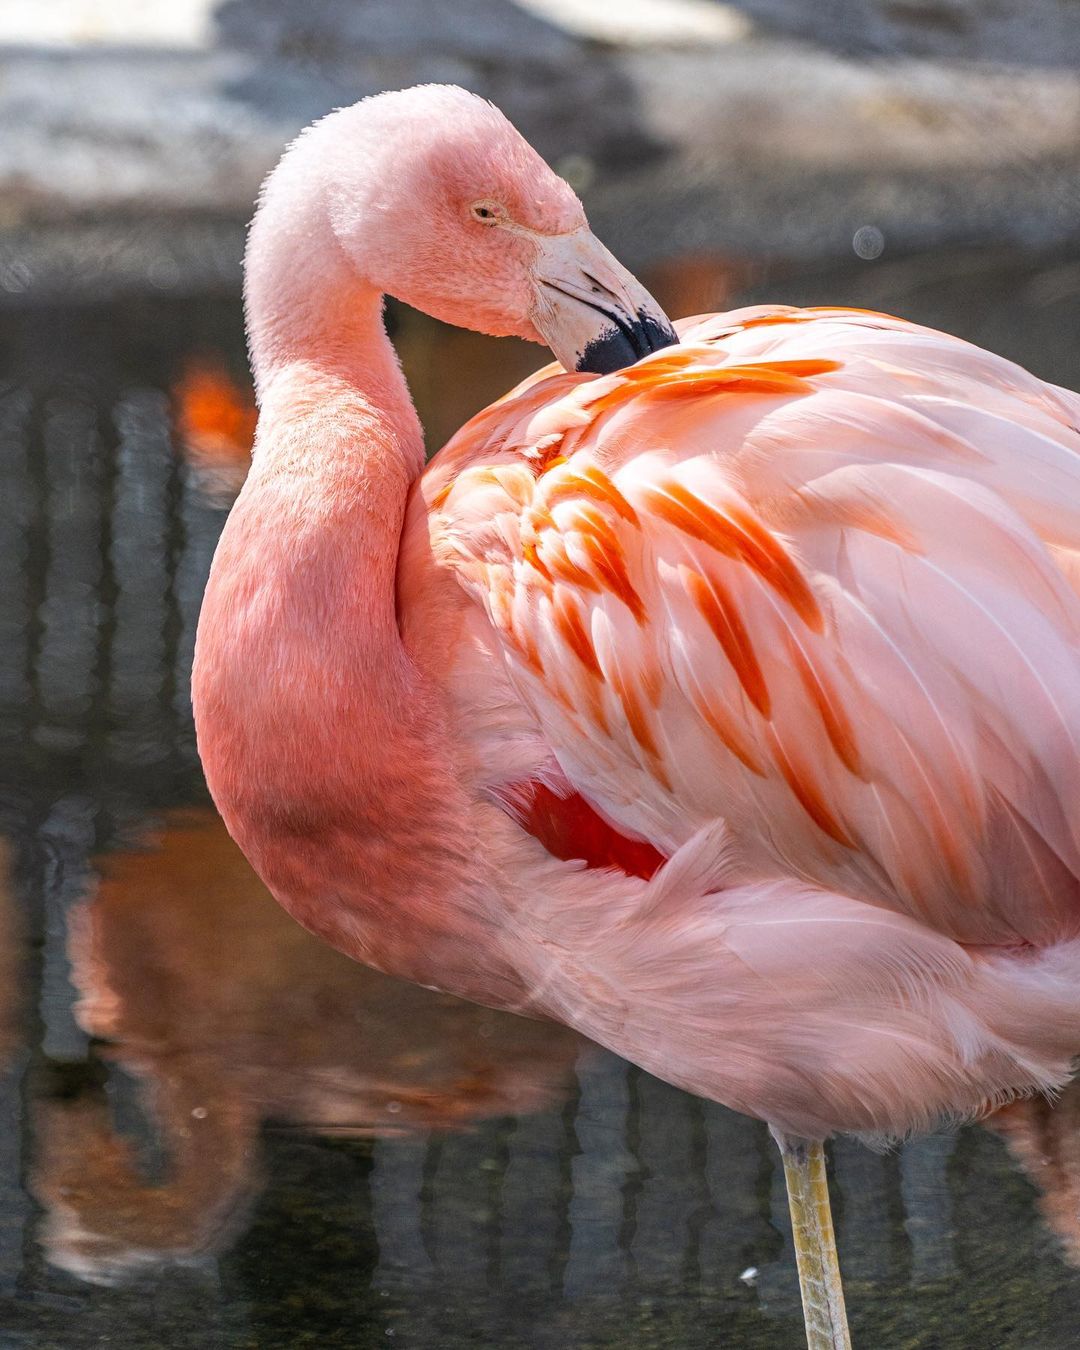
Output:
(1, 0), (1078, 301)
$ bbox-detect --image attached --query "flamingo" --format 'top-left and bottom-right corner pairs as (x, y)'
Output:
(192, 85), (1080, 1349)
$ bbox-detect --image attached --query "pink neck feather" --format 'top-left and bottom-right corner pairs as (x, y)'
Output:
(245, 160), (424, 468)
(194, 167), (536, 1009)
(223, 171), (429, 771)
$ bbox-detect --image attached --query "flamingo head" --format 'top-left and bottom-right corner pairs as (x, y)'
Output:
(306, 85), (679, 374)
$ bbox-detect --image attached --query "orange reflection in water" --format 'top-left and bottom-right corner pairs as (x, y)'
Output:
(172, 359), (256, 500)
(988, 1085), (1080, 1269)
(32, 811), (581, 1283)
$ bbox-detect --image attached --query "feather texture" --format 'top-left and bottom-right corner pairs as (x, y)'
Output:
(416, 306), (1080, 1136)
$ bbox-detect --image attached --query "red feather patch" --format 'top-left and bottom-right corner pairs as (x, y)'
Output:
(516, 781), (665, 880)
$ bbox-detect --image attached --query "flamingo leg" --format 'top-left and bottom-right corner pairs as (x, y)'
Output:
(771, 1128), (852, 1350)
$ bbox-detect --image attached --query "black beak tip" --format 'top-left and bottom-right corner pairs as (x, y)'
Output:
(636, 309), (680, 356)
(574, 308), (680, 376)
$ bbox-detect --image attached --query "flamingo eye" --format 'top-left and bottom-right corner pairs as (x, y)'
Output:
(470, 200), (506, 225)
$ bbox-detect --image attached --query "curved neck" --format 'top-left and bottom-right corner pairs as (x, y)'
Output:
(244, 202), (426, 697)
(200, 174), (435, 792)
(196, 176), (534, 1012)
(245, 189), (424, 472)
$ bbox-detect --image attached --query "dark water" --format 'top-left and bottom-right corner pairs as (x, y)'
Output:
(1, 251), (1080, 1348)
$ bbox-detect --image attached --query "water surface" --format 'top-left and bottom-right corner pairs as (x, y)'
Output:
(1, 250), (1080, 1347)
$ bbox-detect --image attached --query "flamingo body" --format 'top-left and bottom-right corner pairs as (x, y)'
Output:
(405, 305), (1080, 1139)
(427, 306), (1080, 952)
(194, 89), (1080, 1153)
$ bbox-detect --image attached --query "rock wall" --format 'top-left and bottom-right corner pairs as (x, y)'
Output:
(1, 0), (1078, 298)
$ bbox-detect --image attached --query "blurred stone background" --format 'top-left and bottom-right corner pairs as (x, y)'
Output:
(1, 0), (1079, 304)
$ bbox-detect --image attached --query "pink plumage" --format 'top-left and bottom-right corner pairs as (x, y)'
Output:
(192, 87), (1080, 1341)
(422, 306), (1080, 1139)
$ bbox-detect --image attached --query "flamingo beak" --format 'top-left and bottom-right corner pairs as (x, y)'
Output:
(531, 229), (679, 375)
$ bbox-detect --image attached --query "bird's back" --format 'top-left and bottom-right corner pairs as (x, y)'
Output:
(424, 306), (1080, 952)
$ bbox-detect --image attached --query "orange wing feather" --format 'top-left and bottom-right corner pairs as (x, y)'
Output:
(428, 306), (1080, 949)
